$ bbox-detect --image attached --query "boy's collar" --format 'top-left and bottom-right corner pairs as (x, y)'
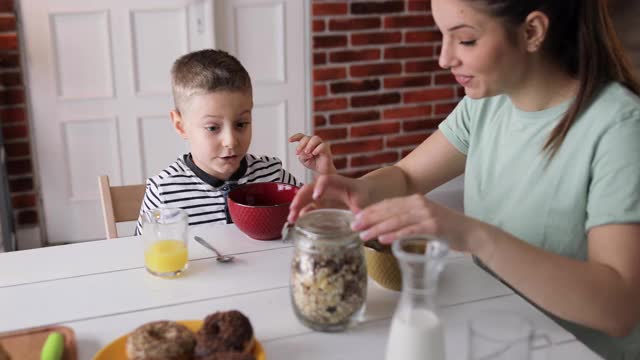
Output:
(183, 153), (248, 188)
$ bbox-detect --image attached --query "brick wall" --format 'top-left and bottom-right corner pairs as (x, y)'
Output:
(312, 0), (463, 177)
(0, 0), (38, 232)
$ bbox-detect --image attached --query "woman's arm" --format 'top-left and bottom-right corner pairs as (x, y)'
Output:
(288, 130), (466, 221)
(352, 194), (640, 337)
(473, 222), (640, 337)
(358, 130), (467, 203)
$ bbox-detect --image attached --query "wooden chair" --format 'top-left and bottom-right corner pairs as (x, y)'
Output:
(98, 175), (146, 239)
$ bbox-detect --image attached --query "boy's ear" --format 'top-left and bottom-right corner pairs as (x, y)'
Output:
(170, 109), (188, 139)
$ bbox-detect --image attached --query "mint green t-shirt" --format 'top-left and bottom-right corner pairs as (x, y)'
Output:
(439, 82), (640, 359)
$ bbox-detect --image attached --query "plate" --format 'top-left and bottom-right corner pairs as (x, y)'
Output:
(93, 320), (266, 360)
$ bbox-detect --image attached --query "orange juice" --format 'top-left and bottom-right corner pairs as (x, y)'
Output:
(144, 239), (188, 274)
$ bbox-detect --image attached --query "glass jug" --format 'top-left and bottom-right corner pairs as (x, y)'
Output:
(385, 235), (449, 360)
(283, 209), (367, 332)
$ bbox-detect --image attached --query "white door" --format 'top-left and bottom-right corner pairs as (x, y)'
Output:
(20, 0), (309, 243)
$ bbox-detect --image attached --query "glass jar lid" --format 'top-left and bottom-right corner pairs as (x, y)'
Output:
(296, 209), (354, 236)
(293, 209), (359, 248)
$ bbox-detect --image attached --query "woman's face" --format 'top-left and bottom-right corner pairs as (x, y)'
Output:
(432, 0), (529, 99)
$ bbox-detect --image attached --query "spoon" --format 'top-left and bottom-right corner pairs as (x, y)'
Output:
(193, 236), (235, 263)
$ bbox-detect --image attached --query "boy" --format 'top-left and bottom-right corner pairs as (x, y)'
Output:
(135, 49), (335, 234)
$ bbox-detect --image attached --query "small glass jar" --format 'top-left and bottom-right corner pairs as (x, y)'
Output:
(142, 208), (189, 278)
(283, 209), (367, 332)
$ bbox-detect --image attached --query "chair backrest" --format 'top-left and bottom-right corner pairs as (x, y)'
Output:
(98, 175), (146, 239)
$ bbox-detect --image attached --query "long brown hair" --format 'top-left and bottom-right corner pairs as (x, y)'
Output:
(466, 0), (640, 157)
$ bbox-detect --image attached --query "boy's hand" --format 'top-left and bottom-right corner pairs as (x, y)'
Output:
(289, 133), (337, 175)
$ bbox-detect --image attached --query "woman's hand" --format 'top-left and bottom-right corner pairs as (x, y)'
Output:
(351, 193), (489, 253)
(287, 174), (371, 223)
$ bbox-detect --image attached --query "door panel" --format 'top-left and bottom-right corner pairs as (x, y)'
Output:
(130, 8), (188, 95)
(51, 11), (115, 99)
(252, 102), (287, 161)
(139, 115), (189, 178)
(63, 117), (122, 200)
(234, 3), (285, 83)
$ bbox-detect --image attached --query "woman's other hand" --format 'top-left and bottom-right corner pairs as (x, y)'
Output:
(351, 193), (485, 253)
(287, 174), (371, 223)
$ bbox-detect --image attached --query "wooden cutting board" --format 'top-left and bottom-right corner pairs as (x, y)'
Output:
(0, 325), (76, 360)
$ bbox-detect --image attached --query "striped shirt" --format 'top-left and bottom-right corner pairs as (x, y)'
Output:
(134, 153), (301, 235)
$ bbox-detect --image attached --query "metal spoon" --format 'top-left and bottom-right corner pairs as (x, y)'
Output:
(193, 236), (235, 263)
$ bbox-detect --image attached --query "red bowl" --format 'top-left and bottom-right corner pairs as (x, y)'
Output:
(227, 182), (299, 240)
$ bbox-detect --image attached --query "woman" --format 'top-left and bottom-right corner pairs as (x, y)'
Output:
(289, 0), (640, 358)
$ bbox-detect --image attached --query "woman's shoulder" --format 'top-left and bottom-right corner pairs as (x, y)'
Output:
(589, 82), (640, 122)
(573, 82), (640, 143)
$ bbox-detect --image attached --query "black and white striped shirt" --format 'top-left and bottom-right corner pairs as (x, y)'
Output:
(134, 153), (301, 235)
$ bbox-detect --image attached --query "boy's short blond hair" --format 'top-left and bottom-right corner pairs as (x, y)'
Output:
(171, 49), (252, 112)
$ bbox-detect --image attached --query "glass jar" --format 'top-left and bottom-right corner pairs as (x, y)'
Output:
(141, 208), (189, 278)
(283, 209), (367, 332)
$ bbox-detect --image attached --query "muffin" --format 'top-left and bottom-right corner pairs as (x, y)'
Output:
(194, 311), (255, 359)
(126, 320), (196, 360)
(198, 352), (255, 360)
(0, 342), (10, 360)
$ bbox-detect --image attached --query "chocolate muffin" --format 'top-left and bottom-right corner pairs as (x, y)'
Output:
(0, 342), (10, 360)
(194, 311), (254, 358)
(126, 320), (196, 360)
(198, 352), (255, 360)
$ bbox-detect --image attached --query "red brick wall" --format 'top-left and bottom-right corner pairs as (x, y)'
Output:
(0, 0), (38, 230)
(312, 0), (463, 177)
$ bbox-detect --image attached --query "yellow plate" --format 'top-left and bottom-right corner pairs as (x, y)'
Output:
(93, 320), (266, 360)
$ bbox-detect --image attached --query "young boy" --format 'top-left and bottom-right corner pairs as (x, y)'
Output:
(135, 49), (335, 234)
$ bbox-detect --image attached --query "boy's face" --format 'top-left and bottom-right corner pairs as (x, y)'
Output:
(171, 91), (253, 180)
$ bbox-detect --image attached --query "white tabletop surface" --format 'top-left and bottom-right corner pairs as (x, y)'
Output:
(0, 223), (602, 359)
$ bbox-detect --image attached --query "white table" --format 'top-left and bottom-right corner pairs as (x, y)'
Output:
(0, 223), (602, 359)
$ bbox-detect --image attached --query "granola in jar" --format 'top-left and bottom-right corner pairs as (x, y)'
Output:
(285, 209), (367, 332)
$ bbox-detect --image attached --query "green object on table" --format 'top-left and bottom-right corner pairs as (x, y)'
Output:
(40, 332), (64, 360)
